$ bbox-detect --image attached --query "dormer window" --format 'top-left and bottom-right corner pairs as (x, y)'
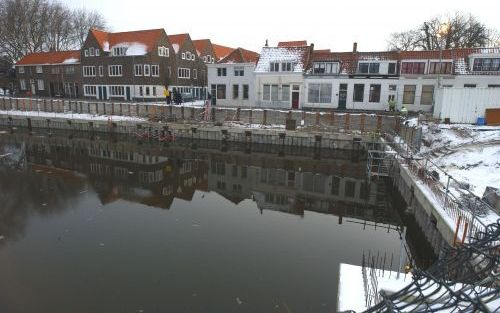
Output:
(401, 62), (425, 74)
(158, 46), (169, 57)
(112, 47), (127, 56)
(186, 52), (191, 59)
(270, 62), (279, 72)
(89, 47), (95, 56)
(182, 52), (186, 59)
(313, 62), (339, 74)
(95, 49), (100, 56)
(84, 49), (89, 57)
(358, 62), (379, 74)
(281, 62), (293, 72)
(473, 58), (500, 71)
(429, 62), (453, 74)
(388, 63), (396, 74)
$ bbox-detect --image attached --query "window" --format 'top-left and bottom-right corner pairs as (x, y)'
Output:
(178, 68), (190, 78)
(358, 62), (379, 74)
(263, 84), (270, 100)
(331, 176), (340, 195)
(18, 66), (24, 74)
(217, 68), (227, 76)
(464, 84), (476, 88)
(193, 69), (197, 79)
(313, 62), (339, 74)
(36, 66), (43, 74)
(83, 66), (96, 77)
(98, 66), (103, 77)
(108, 65), (123, 77)
(153, 86), (157, 96)
(203, 56), (207, 62)
(145, 87), (150, 96)
(89, 47), (94, 56)
(84, 85), (96, 96)
(95, 49), (99, 56)
(345, 181), (356, 198)
(216, 84), (226, 99)
(20, 79), (26, 90)
(191, 54), (195, 61)
(181, 52), (186, 59)
(402, 85), (416, 104)
(234, 67), (244, 76)
(388, 63), (397, 74)
(488, 84), (500, 88)
(353, 84), (364, 102)
(134, 64), (143, 76)
(84, 49), (89, 57)
(109, 86), (124, 96)
(281, 62), (293, 72)
(151, 65), (159, 77)
(308, 83), (332, 103)
(37, 79), (44, 90)
(144, 64), (150, 76)
(401, 62), (426, 74)
(473, 58), (500, 71)
(282, 85), (290, 101)
(139, 86), (143, 96)
(429, 62), (453, 74)
(158, 46), (169, 57)
(65, 66), (75, 75)
(389, 84), (397, 91)
(271, 84), (278, 101)
(112, 47), (127, 56)
(243, 84), (249, 99)
(269, 62), (279, 72)
(233, 84), (239, 99)
(420, 85), (434, 105)
(369, 84), (381, 102)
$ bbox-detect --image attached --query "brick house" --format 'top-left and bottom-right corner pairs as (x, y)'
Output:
(168, 33), (208, 99)
(81, 28), (175, 101)
(15, 51), (82, 98)
(193, 39), (234, 64)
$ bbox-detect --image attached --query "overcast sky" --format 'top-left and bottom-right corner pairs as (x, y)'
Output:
(64, 0), (499, 52)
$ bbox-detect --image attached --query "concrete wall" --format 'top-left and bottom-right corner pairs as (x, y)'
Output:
(434, 87), (500, 123)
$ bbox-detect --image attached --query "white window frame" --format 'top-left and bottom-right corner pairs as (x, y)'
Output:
(181, 52), (186, 60)
(193, 69), (197, 79)
(178, 68), (190, 79)
(89, 47), (95, 56)
(84, 49), (89, 57)
(144, 64), (150, 76)
(84, 85), (97, 96)
(151, 65), (159, 77)
(192, 54), (195, 61)
(112, 47), (127, 56)
(109, 85), (125, 97)
(108, 65), (123, 77)
(95, 49), (100, 57)
(36, 65), (43, 74)
(83, 66), (96, 77)
(37, 79), (44, 90)
(134, 64), (143, 76)
(98, 65), (104, 77)
(20, 79), (26, 90)
(18, 66), (25, 74)
(203, 56), (207, 62)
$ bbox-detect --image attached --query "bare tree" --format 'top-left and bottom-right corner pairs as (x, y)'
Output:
(71, 8), (107, 49)
(387, 12), (497, 51)
(0, 0), (106, 63)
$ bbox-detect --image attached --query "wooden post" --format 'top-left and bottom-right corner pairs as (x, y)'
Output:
(360, 114), (365, 132)
(461, 222), (469, 245)
(263, 109), (267, 125)
(453, 216), (462, 247)
(345, 113), (350, 131)
(377, 115), (382, 132)
(236, 108), (240, 121)
(249, 109), (253, 124)
(330, 112), (335, 126)
(315, 111), (320, 126)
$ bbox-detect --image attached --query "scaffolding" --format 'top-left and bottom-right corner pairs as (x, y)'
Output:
(366, 150), (396, 183)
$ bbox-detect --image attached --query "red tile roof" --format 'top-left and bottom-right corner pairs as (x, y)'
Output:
(212, 44), (234, 60)
(277, 40), (307, 47)
(168, 33), (189, 47)
(90, 28), (164, 53)
(219, 48), (259, 64)
(193, 39), (210, 55)
(16, 50), (80, 65)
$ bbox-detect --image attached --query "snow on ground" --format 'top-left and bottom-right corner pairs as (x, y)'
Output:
(0, 110), (145, 122)
(338, 263), (412, 312)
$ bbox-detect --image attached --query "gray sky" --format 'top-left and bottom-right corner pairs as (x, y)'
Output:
(64, 0), (499, 52)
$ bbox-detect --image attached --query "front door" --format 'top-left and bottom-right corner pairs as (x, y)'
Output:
(50, 82), (55, 97)
(291, 92), (299, 109)
(211, 84), (217, 105)
(126, 87), (131, 101)
(338, 83), (347, 110)
(103, 87), (107, 100)
(98, 86), (103, 100)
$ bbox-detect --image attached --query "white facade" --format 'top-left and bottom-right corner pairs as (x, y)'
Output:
(207, 63), (255, 107)
(255, 73), (305, 109)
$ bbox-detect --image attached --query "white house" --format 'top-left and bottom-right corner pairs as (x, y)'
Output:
(254, 41), (314, 109)
(207, 47), (259, 107)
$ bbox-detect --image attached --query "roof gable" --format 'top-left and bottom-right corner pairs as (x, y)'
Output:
(16, 50), (80, 65)
(90, 28), (164, 54)
(192, 39), (211, 56)
(168, 33), (189, 54)
(219, 48), (259, 64)
(212, 44), (234, 61)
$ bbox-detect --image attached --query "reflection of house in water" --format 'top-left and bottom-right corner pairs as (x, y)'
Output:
(0, 131), (400, 226)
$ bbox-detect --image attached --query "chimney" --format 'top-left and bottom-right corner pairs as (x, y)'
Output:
(352, 42), (358, 53)
(265, 39), (269, 47)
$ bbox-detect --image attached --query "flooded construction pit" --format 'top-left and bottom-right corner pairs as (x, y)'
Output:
(0, 130), (435, 313)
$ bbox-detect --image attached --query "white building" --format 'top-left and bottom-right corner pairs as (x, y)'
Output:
(206, 48), (259, 107)
(254, 41), (314, 109)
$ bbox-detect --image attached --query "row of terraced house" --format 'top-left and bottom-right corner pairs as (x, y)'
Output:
(13, 28), (500, 116)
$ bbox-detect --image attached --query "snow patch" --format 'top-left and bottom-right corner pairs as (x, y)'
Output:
(172, 44), (180, 54)
(62, 58), (78, 64)
(103, 41), (110, 52)
(125, 43), (147, 56)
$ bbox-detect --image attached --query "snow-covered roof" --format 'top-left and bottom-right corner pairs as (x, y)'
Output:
(172, 44), (180, 54)
(62, 57), (79, 64)
(255, 46), (312, 73)
(109, 42), (148, 56)
(90, 28), (164, 55)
